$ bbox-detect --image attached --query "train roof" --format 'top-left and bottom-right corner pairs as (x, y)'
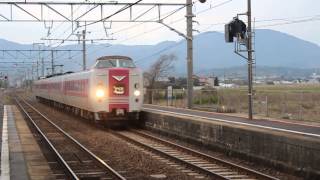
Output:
(42, 71), (74, 79)
(96, 56), (132, 61)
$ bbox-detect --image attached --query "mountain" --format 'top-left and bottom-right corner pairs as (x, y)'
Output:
(199, 66), (319, 80)
(0, 29), (320, 77)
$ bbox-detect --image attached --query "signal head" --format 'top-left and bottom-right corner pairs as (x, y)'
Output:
(199, 0), (206, 3)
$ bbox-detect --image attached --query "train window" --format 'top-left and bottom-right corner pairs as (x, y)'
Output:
(95, 59), (136, 68)
(118, 59), (136, 68)
(95, 60), (114, 68)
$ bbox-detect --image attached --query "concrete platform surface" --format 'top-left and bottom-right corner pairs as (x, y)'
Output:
(0, 105), (54, 180)
(142, 106), (320, 178)
(143, 104), (320, 137)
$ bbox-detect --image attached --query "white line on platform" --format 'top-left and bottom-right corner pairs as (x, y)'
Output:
(144, 104), (320, 128)
(143, 107), (320, 138)
(1, 105), (10, 180)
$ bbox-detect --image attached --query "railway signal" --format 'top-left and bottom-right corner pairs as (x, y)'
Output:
(225, 17), (247, 43)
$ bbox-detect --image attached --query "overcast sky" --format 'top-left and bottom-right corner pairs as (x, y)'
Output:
(0, 0), (319, 46)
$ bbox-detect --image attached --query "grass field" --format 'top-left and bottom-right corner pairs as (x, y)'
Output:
(145, 84), (320, 122)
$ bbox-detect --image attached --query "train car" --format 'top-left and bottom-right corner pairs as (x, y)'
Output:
(33, 56), (143, 124)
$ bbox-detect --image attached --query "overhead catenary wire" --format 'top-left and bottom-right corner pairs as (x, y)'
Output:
(136, 13), (320, 65)
(43, 0), (207, 66)
(38, 0), (146, 67)
(64, 0), (230, 64)
(27, 0), (320, 73)
(56, 2), (191, 64)
(125, 0), (236, 64)
(92, 0), (233, 57)
(256, 16), (320, 28)
(37, 1), (109, 63)
(44, 0), (111, 45)
(201, 14), (320, 29)
(107, 2), (192, 36)
(52, 0), (207, 63)
(81, 0), (145, 27)
(135, 19), (225, 65)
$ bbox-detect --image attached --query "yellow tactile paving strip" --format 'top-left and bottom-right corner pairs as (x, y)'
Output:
(12, 106), (55, 180)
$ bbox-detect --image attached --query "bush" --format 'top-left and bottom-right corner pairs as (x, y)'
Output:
(193, 95), (218, 104)
(301, 103), (315, 109)
(174, 92), (185, 99)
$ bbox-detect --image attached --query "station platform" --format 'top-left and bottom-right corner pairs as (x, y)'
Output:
(143, 104), (320, 137)
(142, 104), (320, 177)
(0, 105), (54, 180)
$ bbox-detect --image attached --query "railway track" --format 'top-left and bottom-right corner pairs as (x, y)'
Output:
(15, 97), (126, 180)
(114, 130), (279, 180)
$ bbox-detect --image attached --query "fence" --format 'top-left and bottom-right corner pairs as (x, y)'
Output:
(144, 88), (320, 122)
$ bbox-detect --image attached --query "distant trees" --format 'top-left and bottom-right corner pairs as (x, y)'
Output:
(168, 76), (176, 84)
(167, 77), (188, 89)
(174, 77), (187, 88)
(214, 77), (219, 86)
(193, 78), (200, 86)
(144, 53), (177, 103)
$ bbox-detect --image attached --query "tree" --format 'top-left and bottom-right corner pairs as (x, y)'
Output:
(144, 53), (177, 104)
(175, 77), (187, 88)
(168, 76), (176, 84)
(193, 78), (200, 86)
(214, 77), (219, 86)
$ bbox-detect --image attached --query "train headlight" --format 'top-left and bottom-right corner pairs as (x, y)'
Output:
(96, 89), (105, 98)
(134, 90), (140, 96)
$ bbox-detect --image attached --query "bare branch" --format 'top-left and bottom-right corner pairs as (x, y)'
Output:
(144, 53), (177, 89)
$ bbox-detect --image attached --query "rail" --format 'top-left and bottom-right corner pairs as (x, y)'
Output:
(15, 97), (126, 180)
(114, 129), (279, 180)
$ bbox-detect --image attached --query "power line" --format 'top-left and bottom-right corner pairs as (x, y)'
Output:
(40, 1), (147, 60)
(256, 17), (320, 28)
(135, 41), (184, 64)
(127, 0), (235, 65)
(109, 4), (188, 36)
(83, 0), (144, 27)
(134, 21), (222, 65)
(0, 61), (50, 64)
(201, 14), (320, 29)
(44, 5), (83, 46)
(58, 3), (192, 64)
(69, 1), (203, 59)
(42, 0), (187, 66)
(195, 0), (233, 15)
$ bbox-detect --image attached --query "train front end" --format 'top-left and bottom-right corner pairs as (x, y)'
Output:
(91, 56), (143, 122)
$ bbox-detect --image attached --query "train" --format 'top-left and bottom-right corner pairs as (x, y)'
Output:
(33, 55), (143, 125)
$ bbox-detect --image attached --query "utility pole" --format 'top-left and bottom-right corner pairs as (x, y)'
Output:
(33, 43), (45, 77)
(82, 29), (87, 71)
(186, 0), (193, 109)
(51, 50), (55, 75)
(247, 0), (253, 120)
(30, 69), (33, 87)
(36, 60), (39, 79)
(37, 45), (43, 78)
(31, 65), (34, 81)
(41, 57), (44, 77)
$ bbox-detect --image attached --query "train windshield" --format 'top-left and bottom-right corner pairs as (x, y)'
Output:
(95, 59), (136, 68)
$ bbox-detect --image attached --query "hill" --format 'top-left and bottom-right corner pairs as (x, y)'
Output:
(0, 29), (320, 77)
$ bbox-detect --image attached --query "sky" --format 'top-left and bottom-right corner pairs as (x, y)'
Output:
(0, 0), (319, 46)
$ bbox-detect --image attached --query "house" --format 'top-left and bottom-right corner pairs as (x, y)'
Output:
(308, 73), (320, 84)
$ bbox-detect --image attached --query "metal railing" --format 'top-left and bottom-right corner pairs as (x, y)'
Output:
(144, 88), (320, 122)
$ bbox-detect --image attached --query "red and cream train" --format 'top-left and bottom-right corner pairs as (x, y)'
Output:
(33, 56), (143, 124)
